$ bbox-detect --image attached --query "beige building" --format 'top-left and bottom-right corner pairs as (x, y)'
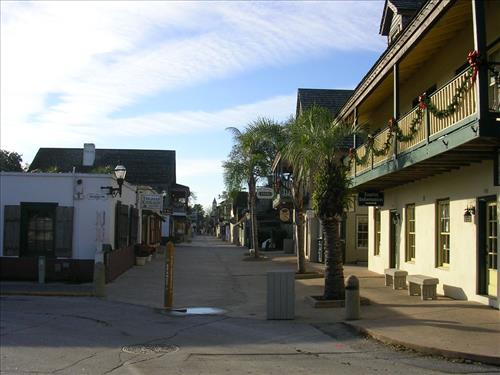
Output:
(336, 0), (499, 307)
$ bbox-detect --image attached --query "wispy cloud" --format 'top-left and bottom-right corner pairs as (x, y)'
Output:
(1, 1), (384, 156)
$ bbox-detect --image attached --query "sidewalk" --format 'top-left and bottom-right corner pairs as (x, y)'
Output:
(3, 235), (499, 365)
(0, 281), (94, 296)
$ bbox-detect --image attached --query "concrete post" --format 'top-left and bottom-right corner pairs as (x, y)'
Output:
(164, 241), (175, 309)
(345, 275), (360, 320)
(38, 256), (46, 284)
(94, 250), (106, 297)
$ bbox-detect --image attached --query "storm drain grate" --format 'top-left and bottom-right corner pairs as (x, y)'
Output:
(122, 344), (179, 355)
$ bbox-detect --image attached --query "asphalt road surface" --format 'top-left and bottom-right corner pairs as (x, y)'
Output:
(1, 296), (498, 375)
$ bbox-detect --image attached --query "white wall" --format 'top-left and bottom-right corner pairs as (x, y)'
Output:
(0, 172), (137, 260)
(368, 161), (499, 307)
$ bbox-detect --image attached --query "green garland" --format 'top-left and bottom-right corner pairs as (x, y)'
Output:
(350, 66), (474, 167)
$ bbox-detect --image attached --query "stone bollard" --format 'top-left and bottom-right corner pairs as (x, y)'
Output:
(38, 256), (46, 284)
(345, 275), (360, 320)
(94, 250), (106, 298)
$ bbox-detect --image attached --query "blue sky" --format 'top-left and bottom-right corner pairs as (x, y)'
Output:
(1, 1), (386, 209)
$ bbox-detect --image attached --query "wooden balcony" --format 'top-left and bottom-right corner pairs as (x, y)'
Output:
(348, 69), (498, 190)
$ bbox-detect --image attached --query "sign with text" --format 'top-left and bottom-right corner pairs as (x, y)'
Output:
(141, 194), (162, 211)
(257, 187), (274, 200)
(358, 191), (384, 206)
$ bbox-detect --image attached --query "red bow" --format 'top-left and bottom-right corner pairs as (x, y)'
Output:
(418, 93), (427, 110)
(388, 117), (397, 132)
(467, 50), (479, 84)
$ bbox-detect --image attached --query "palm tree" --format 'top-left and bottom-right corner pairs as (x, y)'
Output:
(223, 118), (285, 258)
(283, 105), (358, 300)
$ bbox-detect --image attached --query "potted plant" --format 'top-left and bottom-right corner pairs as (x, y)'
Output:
(134, 244), (150, 266)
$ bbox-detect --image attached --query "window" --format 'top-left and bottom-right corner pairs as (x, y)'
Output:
(356, 216), (368, 249)
(437, 199), (450, 267)
(21, 203), (57, 256)
(374, 208), (381, 255)
(405, 204), (416, 262)
(487, 201), (498, 275)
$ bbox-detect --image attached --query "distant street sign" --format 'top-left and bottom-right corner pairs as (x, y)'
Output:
(358, 192), (384, 206)
(141, 194), (162, 211)
(257, 187), (274, 200)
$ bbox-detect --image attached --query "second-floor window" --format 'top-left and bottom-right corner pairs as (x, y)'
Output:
(374, 208), (381, 256)
(437, 199), (450, 267)
(405, 204), (416, 262)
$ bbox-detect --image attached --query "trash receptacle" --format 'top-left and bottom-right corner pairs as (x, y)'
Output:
(267, 271), (295, 320)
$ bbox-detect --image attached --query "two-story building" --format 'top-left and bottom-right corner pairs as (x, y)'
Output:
(338, 0), (499, 307)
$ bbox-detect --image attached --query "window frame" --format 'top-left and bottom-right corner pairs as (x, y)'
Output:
(374, 208), (381, 256)
(356, 215), (369, 249)
(436, 199), (450, 268)
(405, 204), (416, 262)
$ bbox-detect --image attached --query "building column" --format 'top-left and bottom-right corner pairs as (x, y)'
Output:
(393, 62), (400, 158)
(472, 0), (488, 124)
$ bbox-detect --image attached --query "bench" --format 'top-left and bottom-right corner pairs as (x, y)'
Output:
(407, 275), (439, 300)
(384, 268), (408, 290)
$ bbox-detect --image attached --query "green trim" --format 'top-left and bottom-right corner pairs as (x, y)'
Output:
(351, 118), (480, 188)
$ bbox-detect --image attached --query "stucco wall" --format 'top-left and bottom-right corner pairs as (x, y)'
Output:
(0, 172), (136, 260)
(367, 161), (499, 306)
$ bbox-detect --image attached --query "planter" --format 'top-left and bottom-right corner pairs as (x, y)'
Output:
(136, 256), (147, 266)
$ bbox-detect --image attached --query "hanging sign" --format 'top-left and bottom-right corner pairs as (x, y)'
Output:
(358, 191), (384, 206)
(256, 187), (274, 200)
(141, 194), (162, 211)
(279, 208), (291, 222)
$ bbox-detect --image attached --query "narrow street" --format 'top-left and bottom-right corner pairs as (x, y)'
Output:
(1, 236), (497, 374)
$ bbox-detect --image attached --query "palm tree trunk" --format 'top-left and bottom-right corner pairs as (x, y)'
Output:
(292, 184), (306, 273)
(323, 216), (345, 300)
(248, 176), (260, 258)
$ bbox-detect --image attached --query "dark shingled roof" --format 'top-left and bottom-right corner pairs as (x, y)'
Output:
(29, 148), (176, 193)
(296, 89), (354, 118)
(380, 0), (425, 36)
(296, 88), (354, 149)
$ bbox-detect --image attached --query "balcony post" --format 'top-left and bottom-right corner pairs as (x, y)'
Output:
(393, 63), (400, 158)
(425, 109), (431, 144)
(472, 0), (488, 124)
(353, 106), (358, 177)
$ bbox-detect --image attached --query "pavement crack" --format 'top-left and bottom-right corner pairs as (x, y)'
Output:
(146, 316), (230, 345)
(52, 352), (98, 373)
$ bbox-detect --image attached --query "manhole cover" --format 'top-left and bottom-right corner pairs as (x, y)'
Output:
(167, 307), (227, 316)
(121, 344), (179, 355)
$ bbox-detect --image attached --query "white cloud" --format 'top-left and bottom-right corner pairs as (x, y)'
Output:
(1, 1), (384, 156)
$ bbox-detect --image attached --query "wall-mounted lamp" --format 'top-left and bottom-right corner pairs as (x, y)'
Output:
(101, 164), (127, 197)
(464, 206), (476, 223)
(392, 212), (401, 225)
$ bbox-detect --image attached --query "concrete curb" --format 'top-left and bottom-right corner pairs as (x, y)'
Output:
(1, 291), (95, 297)
(343, 322), (500, 366)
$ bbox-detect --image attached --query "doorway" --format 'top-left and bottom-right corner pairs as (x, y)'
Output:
(478, 196), (498, 298)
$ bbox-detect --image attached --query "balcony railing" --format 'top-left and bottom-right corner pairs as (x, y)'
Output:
(349, 69), (477, 178)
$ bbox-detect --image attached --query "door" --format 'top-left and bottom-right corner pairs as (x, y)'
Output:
(479, 197), (498, 298)
(389, 211), (397, 269)
(20, 203), (57, 257)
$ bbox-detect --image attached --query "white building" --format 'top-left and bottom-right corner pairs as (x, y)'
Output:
(0, 172), (137, 282)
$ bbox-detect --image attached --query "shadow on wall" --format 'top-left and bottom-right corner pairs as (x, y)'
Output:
(443, 284), (468, 300)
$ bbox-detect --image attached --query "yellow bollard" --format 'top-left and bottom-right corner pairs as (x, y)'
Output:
(164, 241), (175, 309)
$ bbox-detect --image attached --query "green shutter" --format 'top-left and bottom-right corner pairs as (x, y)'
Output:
(3, 205), (20, 256)
(55, 206), (73, 257)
